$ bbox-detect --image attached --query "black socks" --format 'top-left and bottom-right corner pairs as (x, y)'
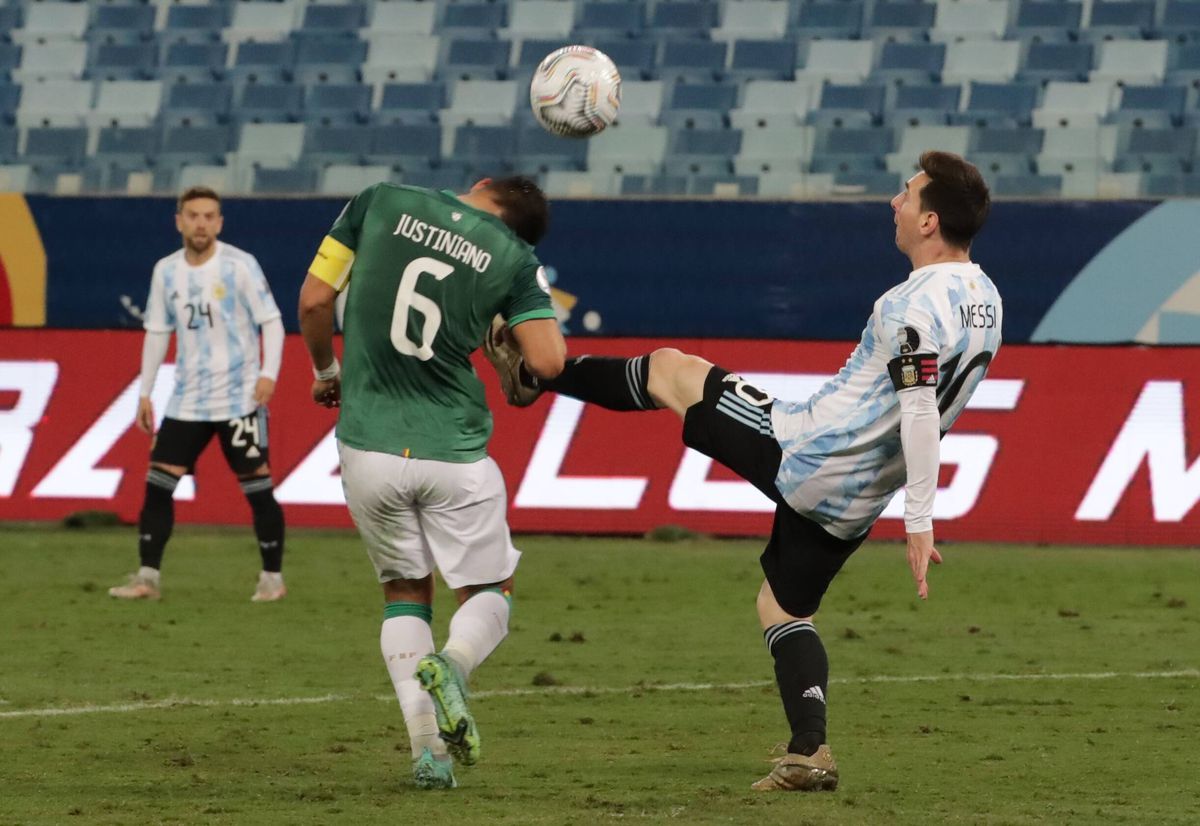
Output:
(764, 620), (828, 756)
(241, 477), (285, 572)
(137, 468), (179, 570)
(539, 355), (659, 411)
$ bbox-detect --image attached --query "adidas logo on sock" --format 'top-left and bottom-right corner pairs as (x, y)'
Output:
(802, 685), (826, 704)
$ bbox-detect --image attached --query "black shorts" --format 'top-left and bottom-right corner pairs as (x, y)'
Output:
(150, 411), (271, 476)
(682, 366), (867, 618)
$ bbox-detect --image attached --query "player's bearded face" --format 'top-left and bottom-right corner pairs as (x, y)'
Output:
(176, 198), (223, 253)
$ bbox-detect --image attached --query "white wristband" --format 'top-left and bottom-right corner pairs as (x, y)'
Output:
(313, 357), (340, 381)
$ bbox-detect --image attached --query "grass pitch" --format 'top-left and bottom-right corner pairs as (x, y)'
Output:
(0, 525), (1198, 825)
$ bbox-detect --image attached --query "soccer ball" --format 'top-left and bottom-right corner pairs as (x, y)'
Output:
(529, 46), (622, 139)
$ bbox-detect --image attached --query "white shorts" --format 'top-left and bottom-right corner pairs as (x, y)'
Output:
(338, 443), (521, 589)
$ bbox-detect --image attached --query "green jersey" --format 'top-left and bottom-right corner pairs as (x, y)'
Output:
(327, 184), (554, 462)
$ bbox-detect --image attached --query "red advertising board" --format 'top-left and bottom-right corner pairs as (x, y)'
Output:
(1, 330), (1197, 545)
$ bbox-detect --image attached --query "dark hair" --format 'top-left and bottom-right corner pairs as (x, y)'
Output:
(177, 186), (221, 214)
(917, 151), (990, 250)
(485, 176), (549, 245)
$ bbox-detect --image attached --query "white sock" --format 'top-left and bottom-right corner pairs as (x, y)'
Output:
(380, 616), (445, 759)
(442, 590), (510, 680)
(137, 566), (159, 583)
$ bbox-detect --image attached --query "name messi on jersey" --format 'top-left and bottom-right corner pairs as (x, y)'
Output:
(393, 214), (493, 274)
(959, 304), (998, 329)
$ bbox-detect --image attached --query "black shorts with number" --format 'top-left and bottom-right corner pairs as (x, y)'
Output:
(682, 366), (868, 618)
(150, 410), (271, 476)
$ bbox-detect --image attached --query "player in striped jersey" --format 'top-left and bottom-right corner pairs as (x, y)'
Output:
(109, 187), (288, 603)
(486, 152), (1002, 791)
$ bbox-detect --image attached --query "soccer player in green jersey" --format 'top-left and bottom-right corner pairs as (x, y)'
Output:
(298, 177), (565, 790)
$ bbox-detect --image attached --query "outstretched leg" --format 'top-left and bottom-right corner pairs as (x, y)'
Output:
(538, 347), (712, 418)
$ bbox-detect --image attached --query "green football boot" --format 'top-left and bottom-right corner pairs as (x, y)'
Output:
(415, 653), (480, 765)
(412, 747), (456, 790)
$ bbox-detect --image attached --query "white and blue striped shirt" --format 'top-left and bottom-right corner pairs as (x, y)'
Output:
(144, 241), (281, 422)
(772, 262), (1003, 539)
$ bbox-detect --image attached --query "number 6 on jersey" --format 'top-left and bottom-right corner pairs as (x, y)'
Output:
(391, 256), (454, 361)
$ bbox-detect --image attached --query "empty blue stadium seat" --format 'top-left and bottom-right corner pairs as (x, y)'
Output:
(0, 126), (16, 163)
(516, 126), (588, 172)
(162, 82), (232, 128)
(294, 38), (367, 84)
(95, 125), (158, 161)
(1122, 125), (1197, 166)
(810, 127), (894, 172)
(1158, 2), (1200, 44)
(660, 40), (727, 83)
(692, 174), (760, 196)
(253, 166), (320, 193)
(369, 124), (443, 166)
(231, 41), (295, 85)
(972, 126), (1045, 154)
(874, 43), (946, 85)
(235, 84), (304, 124)
(299, 4), (367, 35)
(442, 4), (508, 33)
(159, 125), (234, 166)
(89, 42), (157, 81)
(992, 174), (1063, 196)
(952, 82), (1039, 127)
(0, 43), (20, 79)
(306, 83), (371, 125)
(22, 126), (88, 165)
(666, 128), (741, 175)
(728, 39), (797, 81)
(594, 39), (657, 81)
(376, 83), (446, 125)
(1012, 2), (1082, 44)
(661, 83), (739, 129)
(889, 84), (961, 126)
(866, 2), (936, 42)
(796, 3), (863, 41)
(1084, 2), (1154, 42)
(162, 42), (227, 84)
(1167, 43), (1200, 89)
(1020, 42), (1094, 84)
(810, 83), (886, 128)
(652, 3), (719, 38)
(1141, 173), (1200, 196)
(453, 124), (516, 170)
(303, 124), (373, 163)
(1108, 85), (1187, 127)
(443, 39), (512, 80)
(0, 7), (23, 40)
(163, 5), (230, 44)
(575, 2), (646, 37)
(516, 38), (566, 70)
(0, 84), (19, 125)
(620, 174), (689, 195)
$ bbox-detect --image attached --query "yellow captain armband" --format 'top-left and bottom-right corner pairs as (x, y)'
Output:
(308, 235), (355, 291)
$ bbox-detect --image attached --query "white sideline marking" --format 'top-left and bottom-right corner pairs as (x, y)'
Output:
(1, 669), (1196, 721)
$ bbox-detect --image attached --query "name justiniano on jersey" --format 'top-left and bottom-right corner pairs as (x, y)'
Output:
(773, 261), (1003, 539)
(144, 241), (281, 422)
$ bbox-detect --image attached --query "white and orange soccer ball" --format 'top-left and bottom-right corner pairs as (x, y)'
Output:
(529, 46), (622, 139)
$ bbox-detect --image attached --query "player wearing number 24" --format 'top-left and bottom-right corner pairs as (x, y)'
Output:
(298, 178), (565, 789)
(109, 187), (288, 604)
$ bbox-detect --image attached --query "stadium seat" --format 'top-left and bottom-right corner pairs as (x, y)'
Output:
(161, 42), (228, 85)
(362, 37), (439, 84)
(368, 3), (437, 38)
(442, 4), (508, 36)
(86, 80), (162, 129)
(0, 85), (20, 127)
(298, 3), (367, 37)
(367, 123), (443, 168)
(232, 83), (303, 126)
(810, 126), (894, 172)
(503, 1), (576, 39)
(1141, 172), (1200, 197)
(660, 40), (728, 83)
(235, 122), (308, 169)
(941, 40), (1020, 85)
(11, 3), (89, 45)
(224, 3), (296, 46)
(160, 125), (235, 167)
(795, 3), (864, 42)
(12, 41), (87, 83)
(931, 0), (1009, 42)
(660, 83), (739, 130)
(1090, 40), (1169, 86)
(305, 83), (371, 126)
(252, 166), (320, 194)
(864, 2), (936, 44)
(16, 80), (91, 128)
(594, 39), (657, 81)
(1020, 42), (1095, 85)
(613, 80), (665, 126)
(0, 163), (33, 192)
(162, 83), (232, 129)
(162, 5), (230, 46)
(1166, 43), (1200, 91)
(0, 43), (21, 80)
(452, 124), (516, 173)
(441, 80), (520, 128)
(443, 39), (512, 81)
(1084, 2), (1155, 43)
(88, 42), (157, 82)
(574, 2), (646, 39)
(230, 41), (295, 85)
(1157, 2), (1200, 45)
(1040, 125), (1119, 165)
(92, 125), (158, 186)
(319, 164), (394, 195)
(873, 43), (946, 86)
(831, 170), (903, 195)
(969, 126), (1041, 177)
(1107, 85), (1187, 128)
(691, 174), (760, 196)
(587, 125), (669, 174)
(733, 126), (812, 174)
(713, 1), (790, 41)
(302, 123), (372, 166)
(376, 83), (446, 126)
(799, 40), (874, 84)
(1032, 81), (1116, 128)
(90, 5), (157, 45)
(727, 39), (798, 81)
(514, 38), (567, 72)
(888, 84), (961, 126)
(21, 125), (88, 166)
(175, 164), (234, 195)
(664, 128), (740, 176)
(0, 8), (23, 45)
(1011, 2), (1083, 44)
(991, 173), (1063, 196)
(951, 81), (1039, 127)
(1117, 125), (1197, 172)
(615, 174), (686, 195)
(542, 169), (621, 196)
(651, 2), (720, 39)
(294, 38), (367, 85)
(0, 126), (18, 163)
(398, 166), (473, 191)
(887, 125), (971, 174)
(730, 79), (819, 128)
(809, 83), (887, 128)
(516, 125), (588, 172)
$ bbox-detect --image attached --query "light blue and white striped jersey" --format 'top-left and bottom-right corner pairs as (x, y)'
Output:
(144, 241), (281, 422)
(772, 262), (1003, 539)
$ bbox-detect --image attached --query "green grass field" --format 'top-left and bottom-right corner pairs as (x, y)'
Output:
(1, 525), (1197, 825)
